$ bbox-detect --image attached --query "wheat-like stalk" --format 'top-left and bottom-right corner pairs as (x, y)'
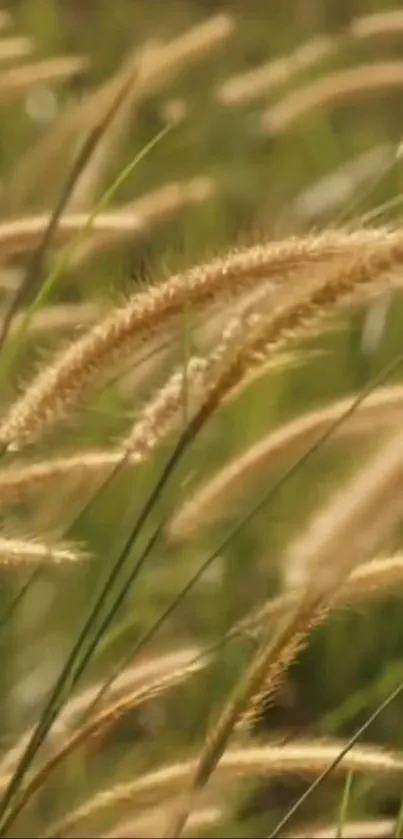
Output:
(0, 450), (129, 508)
(293, 145), (394, 222)
(0, 206), (214, 261)
(350, 10), (403, 40)
(169, 384), (403, 540)
(166, 388), (403, 835)
(163, 241), (401, 485)
(9, 302), (105, 338)
(2, 4), (403, 839)
(47, 739), (403, 838)
(57, 648), (202, 735)
(64, 40), (162, 214)
(261, 62), (403, 135)
(5, 14), (233, 211)
(0, 11), (10, 31)
(166, 594), (332, 838)
(284, 423), (403, 596)
(218, 12), (403, 110)
(1, 227), (401, 450)
(0, 36), (32, 63)
(217, 35), (336, 105)
(102, 805), (221, 839)
(64, 14), (227, 212)
(3, 37), (155, 212)
(284, 817), (395, 838)
(0, 56), (89, 103)
(0, 352), (301, 510)
(0, 653), (206, 830)
(0, 536), (85, 567)
(239, 554), (403, 636)
(0, 267), (22, 296)
(241, 427), (403, 738)
(69, 176), (214, 267)
(0, 647), (201, 781)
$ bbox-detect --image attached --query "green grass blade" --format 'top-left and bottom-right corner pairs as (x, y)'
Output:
(0, 122), (172, 378)
(268, 677), (403, 838)
(336, 771), (354, 839)
(0, 72), (135, 363)
(395, 797), (403, 838)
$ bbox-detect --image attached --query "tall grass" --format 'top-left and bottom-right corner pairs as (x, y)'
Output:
(1, 2), (403, 838)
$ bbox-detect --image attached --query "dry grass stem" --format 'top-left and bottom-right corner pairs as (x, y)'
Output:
(70, 176), (215, 267)
(48, 738), (403, 838)
(286, 818), (395, 838)
(56, 647), (203, 736)
(66, 13), (227, 211)
(261, 63), (403, 135)
(65, 16), (225, 212)
(0, 450), (128, 509)
(217, 35), (336, 105)
(0, 56), (89, 103)
(122, 361), (204, 453)
(285, 423), (403, 595)
(2, 227), (401, 450)
(10, 302), (105, 338)
(0, 654), (206, 827)
(118, 349), (301, 472)
(102, 805), (221, 839)
(0, 648), (201, 779)
(166, 371), (403, 835)
(5, 14), (232, 211)
(166, 594), (330, 838)
(240, 554), (403, 636)
(0, 208), (199, 261)
(126, 13), (234, 100)
(0, 11), (10, 31)
(350, 10), (403, 40)
(64, 41), (161, 213)
(0, 5), (402, 839)
(3, 38), (154, 212)
(293, 145), (394, 221)
(0, 268), (21, 295)
(243, 426), (403, 732)
(169, 384), (403, 540)
(121, 314), (307, 464)
(0, 36), (32, 63)
(0, 536), (84, 567)
(172, 239), (402, 483)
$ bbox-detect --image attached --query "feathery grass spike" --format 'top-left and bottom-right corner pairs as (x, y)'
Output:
(2, 226), (403, 449)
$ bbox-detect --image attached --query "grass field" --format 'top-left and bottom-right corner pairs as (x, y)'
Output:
(1, 1), (403, 837)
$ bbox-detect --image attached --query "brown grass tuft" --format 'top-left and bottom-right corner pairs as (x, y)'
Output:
(103, 805), (221, 839)
(0, 202), (215, 262)
(48, 738), (403, 838)
(0, 648), (201, 780)
(0, 536), (85, 568)
(240, 554), (403, 637)
(0, 36), (32, 63)
(0, 56), (89, 103)
(5, 15), (232, 212)
(70, 176), (214, 267)
(284, 423), (403, 596)
(349, 10), (403, 41)
(217, 35), (336, 105)
(0, 651), (206, 829)
(1, 227), (402, 450)
(261, 62), (403, 135)
(166, 394), (403, 835)
(169, 384), (403, 541)
(285, 817), (395, 838)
